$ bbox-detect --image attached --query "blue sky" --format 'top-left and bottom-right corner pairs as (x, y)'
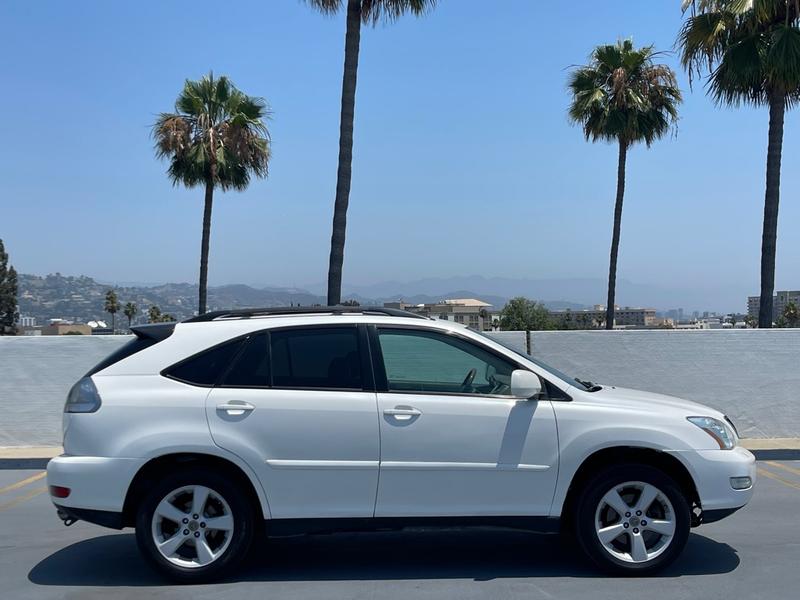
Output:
(1, 0), (798, 311)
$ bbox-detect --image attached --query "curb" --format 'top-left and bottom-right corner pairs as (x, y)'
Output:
(0, 447), (61, 470)
(0, 458), (51, 470)
(1, 441), (798, 469)
(750, 449), (800, 461)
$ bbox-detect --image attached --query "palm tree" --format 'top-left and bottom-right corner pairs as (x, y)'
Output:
(147, 305), (176, 323)
(679, 1), (800, 328)
(568, 40), (682, 330)
(104, 289), (120, 332)
(304, 0), (437, 305)
(153, 73), (271, 314)
(123, 302), (138, 329)
(148, 305), (162, 324)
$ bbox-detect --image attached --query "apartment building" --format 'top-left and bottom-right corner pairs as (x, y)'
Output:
(748, 290), (800, 321)
(548, 305), (657, 328)
(383, 299), (497, 331)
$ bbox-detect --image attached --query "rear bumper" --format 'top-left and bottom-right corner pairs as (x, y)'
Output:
(55, 504), (124, 529)
(46, 455), (144, 514)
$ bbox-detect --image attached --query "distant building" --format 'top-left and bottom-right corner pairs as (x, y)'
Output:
(665, 308), (684, 321)
(748, 290), (800, 321)
(41, 323), (92, 335)
(384, 298), (496, 331)
(18, 315), (36, 327)
(17, 326), (43, 336)
(548, 305), (657, 328)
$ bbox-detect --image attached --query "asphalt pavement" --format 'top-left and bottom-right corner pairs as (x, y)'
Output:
(1, 461), (799, 599)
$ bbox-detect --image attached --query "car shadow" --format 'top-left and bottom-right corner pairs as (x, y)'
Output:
(28, 529), (739, 586)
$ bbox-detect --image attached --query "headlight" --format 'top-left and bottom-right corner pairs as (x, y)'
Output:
(687, 416), (736, 450)
(64, 377), (102, 413)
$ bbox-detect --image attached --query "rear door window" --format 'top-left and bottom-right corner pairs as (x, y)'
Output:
(271, 327), (363, 390)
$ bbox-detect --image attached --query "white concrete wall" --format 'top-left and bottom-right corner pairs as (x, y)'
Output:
(0, 336), (131, 446)
(487, 329), (800, 439)
(1, 330), (799, 445)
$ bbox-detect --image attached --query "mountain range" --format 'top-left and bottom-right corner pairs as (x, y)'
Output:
(18, 273), (588, 326)
(18, 271), (742, 326)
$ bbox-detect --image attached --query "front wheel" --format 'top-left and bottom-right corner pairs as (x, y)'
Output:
(135, 467), (255, 583)
(574, 464), (690, 575)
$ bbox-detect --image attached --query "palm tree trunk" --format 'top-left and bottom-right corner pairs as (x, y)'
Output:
(326, 0), (362, 306)
(198, 178), (214, 315)
(758, 93), (786, 328)
(605, 139), (627, 330)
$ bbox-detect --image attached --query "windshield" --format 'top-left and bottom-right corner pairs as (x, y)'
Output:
(474, 330), (592, 390)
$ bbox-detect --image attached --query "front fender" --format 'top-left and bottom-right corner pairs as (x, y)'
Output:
(549, 423), (699, 517)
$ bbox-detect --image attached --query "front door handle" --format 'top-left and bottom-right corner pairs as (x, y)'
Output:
(383, 406), (422, 421)
(217, 401), (255, 416)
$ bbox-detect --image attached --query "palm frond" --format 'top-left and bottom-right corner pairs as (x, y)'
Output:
(678, 0), (800, 105)
(303, 0), (343, 16)
(153, 72), (271, 190)
(567, 39), (682, 148)
(303, 0), (436, 25)
(361, 0), (437, 25)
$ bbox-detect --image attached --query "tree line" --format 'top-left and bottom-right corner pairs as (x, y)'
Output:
(103, 289), (175, 331)
(0, 239), (18, 335)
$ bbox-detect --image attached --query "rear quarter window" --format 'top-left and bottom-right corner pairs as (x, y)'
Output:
(163, 338), (245, 386)
(85, 338), (158, 377)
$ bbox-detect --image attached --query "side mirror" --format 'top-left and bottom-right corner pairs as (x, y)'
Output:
(510, 369), (542, 400)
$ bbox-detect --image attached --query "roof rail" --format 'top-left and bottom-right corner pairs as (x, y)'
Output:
(182, 306), (429, 323)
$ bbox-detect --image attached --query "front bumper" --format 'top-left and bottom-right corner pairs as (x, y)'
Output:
(671, 446), (756, 515)
(46, 455), (144, 514)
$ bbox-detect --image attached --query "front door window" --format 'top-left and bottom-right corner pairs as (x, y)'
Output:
(377, 328), (517, 396)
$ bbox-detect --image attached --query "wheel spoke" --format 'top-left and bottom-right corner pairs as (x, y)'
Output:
(191, 486), (210, 517)
(158, 533), (186, 557)
(601, 489), (630, 517)
(636, 484), (659, 514)
(646, 518), (675, 537)
(597, 523), (626, 544)
(156, 499), (188, 524)
(205, 514), (234, 532)
(629, 533), (649, 562)
(195, 538), (215, 565)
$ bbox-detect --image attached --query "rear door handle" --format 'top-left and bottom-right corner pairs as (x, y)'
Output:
(217, 401), (255, 415)
(383, 406), (422, 420)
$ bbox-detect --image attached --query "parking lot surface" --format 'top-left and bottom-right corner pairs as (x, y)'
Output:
(1, 461), (799, 600)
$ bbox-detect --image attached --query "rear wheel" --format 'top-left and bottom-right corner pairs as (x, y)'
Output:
(574, 464), (690, 575)
(135, 467), (255, 583)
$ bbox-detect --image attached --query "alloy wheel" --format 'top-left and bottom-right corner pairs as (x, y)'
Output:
(150, 485), (234, 568)
(594, 480), (676, 564)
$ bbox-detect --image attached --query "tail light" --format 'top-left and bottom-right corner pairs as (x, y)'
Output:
(50, 485), (71, 498)
(64, 377), (102, 413)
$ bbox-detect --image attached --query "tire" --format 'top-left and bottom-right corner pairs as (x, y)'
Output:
(135, 467), (256, 583)
(573, 464), (690, 576)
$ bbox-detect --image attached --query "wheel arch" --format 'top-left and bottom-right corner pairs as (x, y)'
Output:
(122, 452), (268, 527)
(558, 446), (701, 530)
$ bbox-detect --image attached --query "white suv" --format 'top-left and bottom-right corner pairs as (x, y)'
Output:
(47, 307), (755, 582)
